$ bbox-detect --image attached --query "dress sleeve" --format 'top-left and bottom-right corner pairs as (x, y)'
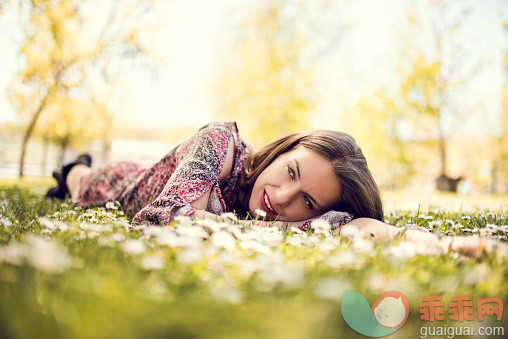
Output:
(298, 210), (353, 232)
(132, 123), (235, 225)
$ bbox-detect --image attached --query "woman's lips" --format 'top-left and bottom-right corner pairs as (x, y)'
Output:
(260, 189), (277, 216)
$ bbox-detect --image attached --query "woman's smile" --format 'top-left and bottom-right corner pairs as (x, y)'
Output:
(260, 189), (278, 216)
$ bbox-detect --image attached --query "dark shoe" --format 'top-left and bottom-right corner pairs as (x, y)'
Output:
(52, 170), (62, 181)
(46, 153), (93, 200)
(45, 182), (68, 199)
(76, 154), (92, 167)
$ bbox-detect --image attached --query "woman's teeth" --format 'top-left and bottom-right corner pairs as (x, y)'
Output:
(264, 192), (274, 213)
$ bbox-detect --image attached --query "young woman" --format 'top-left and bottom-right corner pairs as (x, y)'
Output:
(47, 121), (505, 258)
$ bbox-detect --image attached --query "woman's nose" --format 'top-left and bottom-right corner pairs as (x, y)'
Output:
(275, 185), (297, 207)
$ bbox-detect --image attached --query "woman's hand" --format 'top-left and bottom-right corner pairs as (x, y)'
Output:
(443, 235), (507, 259)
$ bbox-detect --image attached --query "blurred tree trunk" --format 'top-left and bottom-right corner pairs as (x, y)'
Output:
(58, 136), (70, 167)
(18, 95), (49, 177)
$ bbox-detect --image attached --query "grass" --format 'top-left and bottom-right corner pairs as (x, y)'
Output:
(0, 178), (507, 339)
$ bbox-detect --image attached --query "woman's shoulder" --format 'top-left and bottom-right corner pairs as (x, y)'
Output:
(196, 121), (247, 151)
(198, 121), (239, 134)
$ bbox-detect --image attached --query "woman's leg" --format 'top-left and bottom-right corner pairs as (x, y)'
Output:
(66, 164), (92, 201)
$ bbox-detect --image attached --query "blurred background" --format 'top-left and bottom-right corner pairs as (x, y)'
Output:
(0, 0), (507, 195)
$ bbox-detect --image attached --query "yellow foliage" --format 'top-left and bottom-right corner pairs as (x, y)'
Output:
(400, 54), (443, 119)
(214, 0), (315, 148)
(37, 94), (112, 149)
(348, 92), (417, 189)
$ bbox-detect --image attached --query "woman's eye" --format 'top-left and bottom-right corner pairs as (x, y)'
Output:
(303, 195), (313, 209)
(287, 165), (295, 179)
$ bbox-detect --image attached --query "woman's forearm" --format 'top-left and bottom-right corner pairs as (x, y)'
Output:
(344, 218), (506, 258)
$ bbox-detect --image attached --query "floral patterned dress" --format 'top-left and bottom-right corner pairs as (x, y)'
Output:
(74, 122), (249, 225)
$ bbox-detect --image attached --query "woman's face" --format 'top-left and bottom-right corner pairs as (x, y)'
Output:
(249, 145), (341, 221)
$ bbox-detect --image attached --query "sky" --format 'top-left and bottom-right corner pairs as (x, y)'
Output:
(0, 0), (506, 135)
(106, 0), (252, 129)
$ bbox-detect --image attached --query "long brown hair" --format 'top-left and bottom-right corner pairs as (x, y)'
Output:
(240, 130), (384, 221)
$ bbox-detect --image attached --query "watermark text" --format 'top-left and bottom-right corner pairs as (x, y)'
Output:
(420, 325), (504, 338)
